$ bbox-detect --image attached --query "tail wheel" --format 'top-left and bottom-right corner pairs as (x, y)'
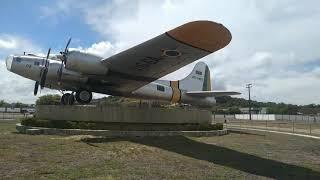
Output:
(61, 93), (70, 105)
(75, 89), (92, 104)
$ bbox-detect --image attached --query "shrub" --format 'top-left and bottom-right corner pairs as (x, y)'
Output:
(20, 117), (224, 131)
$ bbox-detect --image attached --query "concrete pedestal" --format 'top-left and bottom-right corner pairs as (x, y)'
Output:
(36, 105), (211, 125)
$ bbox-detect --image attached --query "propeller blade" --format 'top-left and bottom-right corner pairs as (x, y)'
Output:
(46, 48), (51, 60)
(39, 48), (51, 89)
(40, 69), (48, 89)
(57, 62), (63, 84)
(63, 38), (71, 65)
(64, 38), (71, 53)
(45, 48), (51, 67)
(34, 81), (39, 96)
(57, 38), (71, 84)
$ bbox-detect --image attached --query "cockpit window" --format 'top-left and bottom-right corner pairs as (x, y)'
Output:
(34, 61), (40, 66)
(16, 57), (22, 63)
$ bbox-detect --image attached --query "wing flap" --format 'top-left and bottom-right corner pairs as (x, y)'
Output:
(186, 91), (241, 97)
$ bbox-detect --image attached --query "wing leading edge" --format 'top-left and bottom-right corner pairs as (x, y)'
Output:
(101, 21), (232, 94)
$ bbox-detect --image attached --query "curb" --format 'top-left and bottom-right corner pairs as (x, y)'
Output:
(16, 123), (228, 137)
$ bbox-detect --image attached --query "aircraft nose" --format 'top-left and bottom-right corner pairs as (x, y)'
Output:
(5, 55), (14, 71)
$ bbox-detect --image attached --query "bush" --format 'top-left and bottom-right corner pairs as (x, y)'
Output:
(20, 117), (224, 131)
(36, 95), (61, 105)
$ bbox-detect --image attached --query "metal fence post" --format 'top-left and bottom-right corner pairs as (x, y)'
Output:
(309, 117), (312, 135)
(293, 116), (295, 133)
(266, 120), (267, 130)
(225, 119), (228, 129)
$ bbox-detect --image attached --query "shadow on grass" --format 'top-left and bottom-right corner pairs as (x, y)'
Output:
(81, 136), (320, 179)
(227, 130), (266, 136)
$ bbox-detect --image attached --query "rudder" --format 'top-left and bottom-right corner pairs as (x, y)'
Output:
(178, 62), (211, 91)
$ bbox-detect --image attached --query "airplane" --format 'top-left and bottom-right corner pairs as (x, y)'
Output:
(5, 20), (240, 106)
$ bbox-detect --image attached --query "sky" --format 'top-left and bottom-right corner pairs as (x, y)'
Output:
(0, 0), (319, 105)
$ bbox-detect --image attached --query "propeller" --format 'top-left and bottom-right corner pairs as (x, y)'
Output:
(34, 48), (51, 95)
(58, 38), (71, 84)
(34, 81), (39, 96)
(40, 48), (51, 89)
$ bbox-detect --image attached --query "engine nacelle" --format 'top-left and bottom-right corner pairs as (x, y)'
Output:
(65, 51), (108, 75)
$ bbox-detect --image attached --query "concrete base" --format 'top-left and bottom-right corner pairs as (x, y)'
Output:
(36, 105), (211, 124)
(16, 123), (228, 137)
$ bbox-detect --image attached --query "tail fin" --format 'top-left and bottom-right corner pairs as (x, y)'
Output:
(178, 62), (211, 91)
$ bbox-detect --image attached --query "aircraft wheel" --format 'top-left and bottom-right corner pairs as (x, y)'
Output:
(67, 94), (75, 105)
(75, 89), (92, 104)
(61, 93), (70, 105)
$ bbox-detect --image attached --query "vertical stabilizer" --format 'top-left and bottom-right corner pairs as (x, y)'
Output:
(178, 62), (211, 91)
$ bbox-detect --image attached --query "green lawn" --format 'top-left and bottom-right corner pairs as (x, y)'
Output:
(1, 120), (320, 179)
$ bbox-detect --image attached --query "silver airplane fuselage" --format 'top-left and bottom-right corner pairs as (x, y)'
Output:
(5, 52), (216, 106)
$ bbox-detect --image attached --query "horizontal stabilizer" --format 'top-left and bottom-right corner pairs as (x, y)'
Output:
(186, 91), (241, 97)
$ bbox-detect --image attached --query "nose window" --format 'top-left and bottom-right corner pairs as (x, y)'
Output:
(34, 61), (40, 66)
(16, 57), (22, 63)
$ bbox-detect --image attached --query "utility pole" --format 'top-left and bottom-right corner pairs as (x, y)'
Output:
(246, 83), (252, 120)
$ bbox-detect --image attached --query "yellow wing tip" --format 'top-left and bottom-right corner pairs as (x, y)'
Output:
(167, 20), (232, 53)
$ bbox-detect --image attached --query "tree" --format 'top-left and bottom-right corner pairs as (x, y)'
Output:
(0, 100), (10, 107)
(228, 107), (241, 114)
(36, 95), (61, 105)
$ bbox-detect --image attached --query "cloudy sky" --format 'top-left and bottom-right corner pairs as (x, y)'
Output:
(0, 0), (319, 105)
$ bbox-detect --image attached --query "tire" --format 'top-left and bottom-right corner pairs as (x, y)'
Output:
(75, 90), (92, 104)
(67, 94), (75, 105)
(61, 93), (70, 105)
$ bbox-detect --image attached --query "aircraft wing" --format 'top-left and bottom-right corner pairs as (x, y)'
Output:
(186, 91), (241, 97)
(100, 21), (232, 94)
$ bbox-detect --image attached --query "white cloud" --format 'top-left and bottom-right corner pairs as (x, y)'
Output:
(0, 35), (42, 55)
(0, 38), (16, 49)
(70, 41), (116, 58)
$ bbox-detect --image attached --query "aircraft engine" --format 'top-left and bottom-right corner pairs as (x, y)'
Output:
(65, 51), (108, 75)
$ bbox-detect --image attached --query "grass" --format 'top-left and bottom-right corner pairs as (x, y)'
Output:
(1, 120), (320, 179)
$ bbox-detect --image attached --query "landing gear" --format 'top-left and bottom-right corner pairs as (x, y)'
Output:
(61, 93), (70, 105)
(60, 89), (92, 105)
(61, 93), (75, 105)
(68, 94), (75, 105)
(75, 89), (92, 104)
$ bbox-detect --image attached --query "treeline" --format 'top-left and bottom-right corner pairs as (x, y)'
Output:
(3, 94), (320, 115)
(0, 100), (33, 108)
(215, 96), (320, 115)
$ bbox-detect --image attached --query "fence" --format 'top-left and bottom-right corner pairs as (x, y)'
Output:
(212, 114), (320, 136)
(0, 112), (32, 120)
(213, 114), (320, 123)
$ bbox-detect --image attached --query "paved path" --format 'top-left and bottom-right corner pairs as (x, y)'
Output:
(228, 127), (320, 140)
